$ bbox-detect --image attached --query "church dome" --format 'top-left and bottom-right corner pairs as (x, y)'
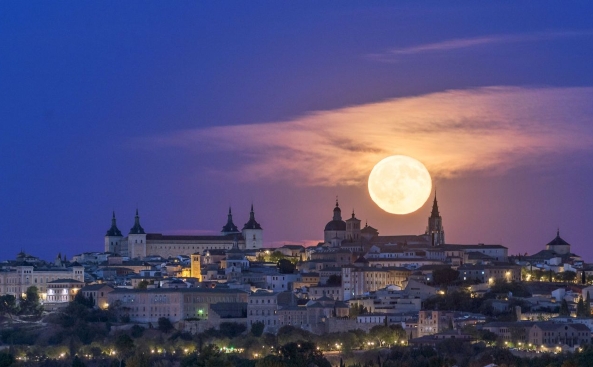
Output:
(546, 230), (570, 248)
(325, 199), (346, 231)
(325, 220), (346, 231)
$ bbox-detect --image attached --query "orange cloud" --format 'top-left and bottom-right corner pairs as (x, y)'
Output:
(141, 86), (593, 186)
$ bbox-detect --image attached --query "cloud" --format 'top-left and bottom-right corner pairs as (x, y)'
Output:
(139, 86), (593, 187)
(367, 30), (593, 62)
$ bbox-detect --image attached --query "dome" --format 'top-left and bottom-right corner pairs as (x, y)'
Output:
(325, 198), (346, 231)
(546, 230), (570, 248)
(324, 219), (346, 231)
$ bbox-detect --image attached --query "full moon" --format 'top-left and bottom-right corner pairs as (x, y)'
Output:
(368, 155), (432, 214)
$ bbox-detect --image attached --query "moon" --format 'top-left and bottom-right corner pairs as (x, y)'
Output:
(368, 155), (432, 215)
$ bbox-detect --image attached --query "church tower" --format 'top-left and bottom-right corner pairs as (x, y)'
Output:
(128, 209), (147, 259)
(426, 192), (445, 246)
(104, 211), (123, 253)
(242, 204), (263, 249)
(345, 210), (361, 241)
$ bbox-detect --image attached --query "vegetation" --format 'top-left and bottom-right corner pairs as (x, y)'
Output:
(277, 259), (295, 274)
(251, 322), (265, 337)
(432, 268), (460, 286)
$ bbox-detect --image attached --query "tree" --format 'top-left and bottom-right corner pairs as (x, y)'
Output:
(219, 322), (247, 338)
(181, 344), (232, 367)
(369, 325), (397, 347)
(586, 291), (591, 317)
(137, 280), (149, 290)
(251, 322), (265, 337)
(559, 299), (570, 316)
(349, 304), (365, 318)
(278, 342), (331, 367)
(114, 334), (135, 361)
(577, 297), (588, 317)
(559, 271), (577, 283)
(326, 275), (342, 286)
(0, 295), (18, 321)
(432, 268), (460, 286)
(157, 317), (174, 333)
(20, 286), (42, 316)
(256, 253), (266, 262)
(0, 352), (14, 367)
(71, 356), (86, 367)
(73, 292), (93, 308)
(125, 351), (151, 367)
(277, 259), (295, 274)
(269, 251), (286, 263)
(130, 324), (145, 338)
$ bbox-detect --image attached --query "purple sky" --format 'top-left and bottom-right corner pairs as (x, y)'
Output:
(2, 2), (593, 261)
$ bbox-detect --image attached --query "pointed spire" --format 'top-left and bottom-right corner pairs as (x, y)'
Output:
(557, 228), (560, 238)
(430, 191), (440, 217)
(243, 203), (262, 230)
(222, 207), (240, 234)
(106, 211), (123, 236)
(129, 209), (145, 234)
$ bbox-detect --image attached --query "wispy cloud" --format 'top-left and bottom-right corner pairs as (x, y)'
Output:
(367, 30), (593, 62)
(138, 86), (593, 187)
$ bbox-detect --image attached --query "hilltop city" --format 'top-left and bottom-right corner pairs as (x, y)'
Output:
(1, 196), (593, 367)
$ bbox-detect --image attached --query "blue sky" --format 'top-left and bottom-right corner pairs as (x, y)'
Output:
(1, 2), (593, 260)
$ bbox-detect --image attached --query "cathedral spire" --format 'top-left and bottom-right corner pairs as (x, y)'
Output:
(430, 191), (440, 217)
(427, 190), (444, 246)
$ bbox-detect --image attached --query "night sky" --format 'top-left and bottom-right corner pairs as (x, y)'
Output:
(2, 2), (593, 261)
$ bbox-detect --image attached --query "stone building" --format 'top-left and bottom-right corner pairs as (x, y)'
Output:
(104, 206), (263, 259)
(0, 256), (84, 301)
(107, 287), (248, 324)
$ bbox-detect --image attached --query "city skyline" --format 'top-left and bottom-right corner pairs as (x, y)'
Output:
(2, 2), (593, 261)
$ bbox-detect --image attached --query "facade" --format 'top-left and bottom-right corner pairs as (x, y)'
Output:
(458, 263), (522, 284)
(418, 310), (454, 337)
(342, 265), (411, 300)
(45, 279), (84, 303)
(247, 291), (280, 332)
(0, 263), (84, 301)
(484, 321), (590, 348)
(104, 206), (263, 259)
(107, 287), (248, 324)
(80, 284), (114, 309)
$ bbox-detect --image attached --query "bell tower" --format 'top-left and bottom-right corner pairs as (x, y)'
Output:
(426, 192), (445, 246)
